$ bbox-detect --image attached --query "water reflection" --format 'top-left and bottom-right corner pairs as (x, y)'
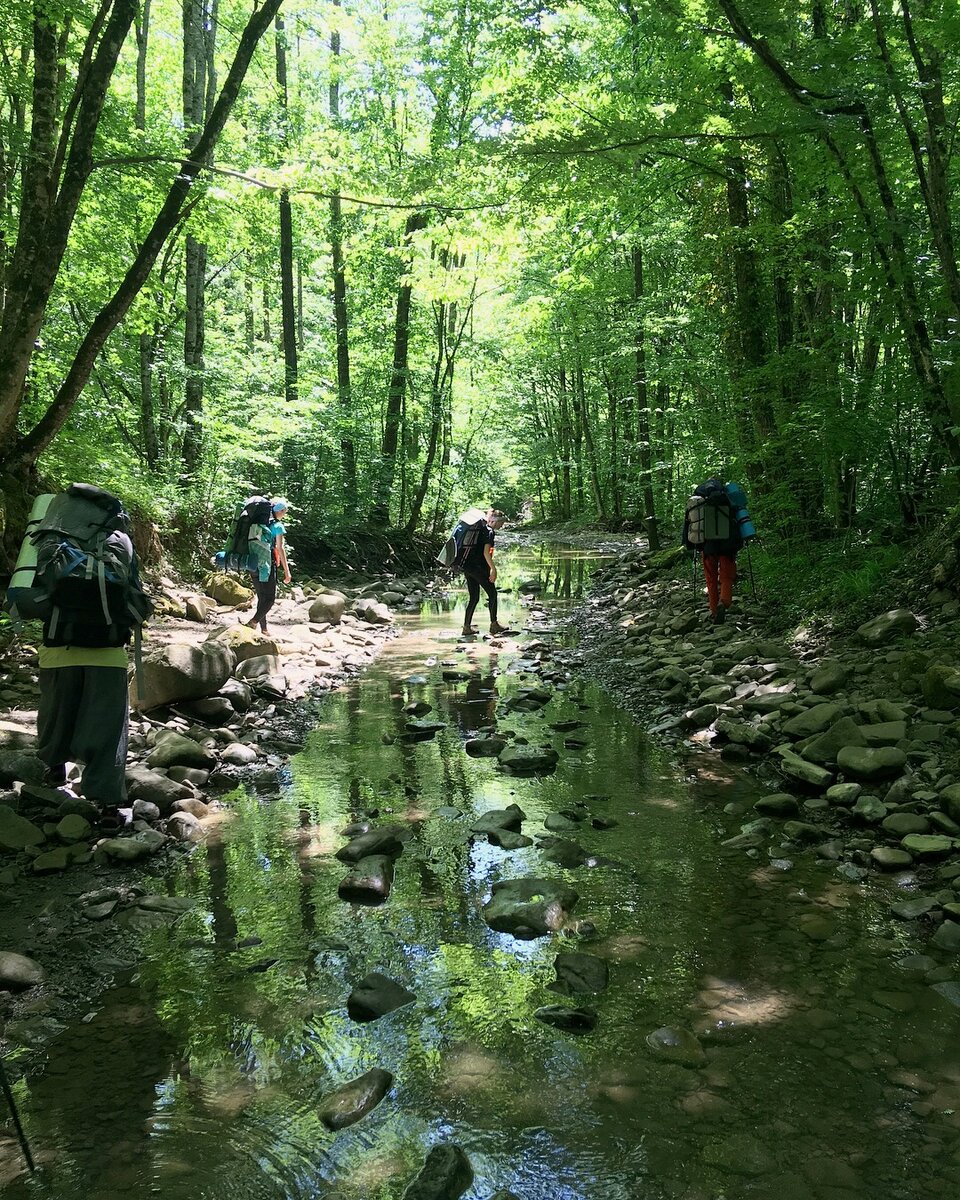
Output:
(4, 543), (960, 1200)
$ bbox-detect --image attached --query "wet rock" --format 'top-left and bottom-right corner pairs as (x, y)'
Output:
(147, 731), (218, 771)
(783, 820), (828, 843)
(497, 745), (559, 774)
(871, 846), (913, 869)
(534, 1004), (598, 1032)
(472, 805), (530, 838)
(336, 826), (406, 863)
(852, 794), (887, 823)
(900, 834), (955, 859)
(754, 793), (799, 817)
(932, 921), (960, 952)
(167, 766), (211, 789)
(837, 745), (907, 781)
(402, 718), (447, 740)
(544, 813), (580, 833)
(540, 838), (591, 868)
(882, 812), (930, 836)
(0, 804), (45, 850)
(56, 796), (100, 822)
(401, 1144), (473, 1200)
(126, 766), (195, 813)
(318, 1067), (394, 1131)
(347, 972), (415, 1021)
(646, 1026), (706, 1067)
(178, 696), (237, 724)
(98, 829), (166, 861)
(137, 894), (196, 915)
(856, 609), (918, 646)
(218, 678), (253, 712)
(548, 951), (609, 995)
(799, 717), (866, 765)
(778, 750), (833, 790)
(782, 703), (843, 738)
(464, 736), (506, 757)
(890, 893), (939, 921)
(404, 701), (433, 716)
(0, 950), (45, 990)
(931, 981), (960, 1008)
(338, 854), (395, 904)
(939, 783), (960, 824)
(483, 878), (579, 939)
(488, 829), (533, 849)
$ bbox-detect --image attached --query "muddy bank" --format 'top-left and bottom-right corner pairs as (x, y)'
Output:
(0, 567), (437, 1053)
(569, 545), (960, 971)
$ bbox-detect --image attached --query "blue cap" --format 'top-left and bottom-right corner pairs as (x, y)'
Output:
(271, 497), (289, 514)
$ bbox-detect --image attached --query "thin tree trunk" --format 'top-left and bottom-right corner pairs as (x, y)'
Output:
(632, 244), (660, 549)
(275, 15), (297, 406)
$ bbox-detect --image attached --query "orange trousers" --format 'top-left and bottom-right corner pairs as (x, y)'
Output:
(702, 554), (737, 614)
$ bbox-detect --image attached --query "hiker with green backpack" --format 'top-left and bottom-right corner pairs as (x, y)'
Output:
(5, 484), (153, 826)
(243, 497), (291, 634)
(682, 477), (755, 624)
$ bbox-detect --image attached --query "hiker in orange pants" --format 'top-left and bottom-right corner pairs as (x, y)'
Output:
(702, 553), (737, 622)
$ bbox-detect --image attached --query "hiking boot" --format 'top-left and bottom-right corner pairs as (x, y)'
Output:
(460, 626), (476, 638)
(42, 764), (68, 787)
(713, 603), (727, 625)
(489, 622), (515, 636)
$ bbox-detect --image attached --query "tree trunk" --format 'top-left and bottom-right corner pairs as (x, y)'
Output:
(5, 0), (285, 472)
(373, 210), (427, 523)
(631, 244), (660, 549)
(275, 16), (297, 406)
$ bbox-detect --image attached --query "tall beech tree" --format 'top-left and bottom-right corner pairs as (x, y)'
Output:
(0, 0), (283, 493)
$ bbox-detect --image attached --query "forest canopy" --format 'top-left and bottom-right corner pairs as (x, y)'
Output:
(0, 0), (957, 558)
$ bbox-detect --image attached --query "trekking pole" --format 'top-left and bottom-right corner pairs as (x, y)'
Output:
(746, 540), (758, 600)
(0, 1057), (36, 1174)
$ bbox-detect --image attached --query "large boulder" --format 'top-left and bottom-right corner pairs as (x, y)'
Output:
(131, 640), (235, 711)
(308, 593), (347, 624)
(498, 745), (559, 774)
(202, 572), (253, 605)
(206, 624), (279, 663)
(0, 951), (45, 990)
(856, 609), (918, 647)
(126, 766), (197, 814)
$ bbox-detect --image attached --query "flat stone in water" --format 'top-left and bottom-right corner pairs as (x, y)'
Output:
(402, 1144), (473, 1200)
(483, 878), (579, 939)
(548, 951), (610, 995)
(871, 846), (913, 869)
(900, 834), (955, 858)
(317, 1067), (394, 1131)
(890, 895), (937, 920)
(335, 827), (406, 863)
(544, 813), (579, 833)
(347, 972), (415, 1022)
(645, 1026), (706, 1067)
(534, 1004), (598, 1032)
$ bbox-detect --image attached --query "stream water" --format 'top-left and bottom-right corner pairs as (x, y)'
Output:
(3, 543), (960, 1200)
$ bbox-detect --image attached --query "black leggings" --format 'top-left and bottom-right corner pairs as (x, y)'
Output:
(463, 567), (498, 626)
(250, 569), (277, 630)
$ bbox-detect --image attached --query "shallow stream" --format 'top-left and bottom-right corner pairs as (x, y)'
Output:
(3, 543), (960, 1200)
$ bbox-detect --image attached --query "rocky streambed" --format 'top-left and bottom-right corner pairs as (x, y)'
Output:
(572, 544), (960, 979)
(2, 542), (960, 1199)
